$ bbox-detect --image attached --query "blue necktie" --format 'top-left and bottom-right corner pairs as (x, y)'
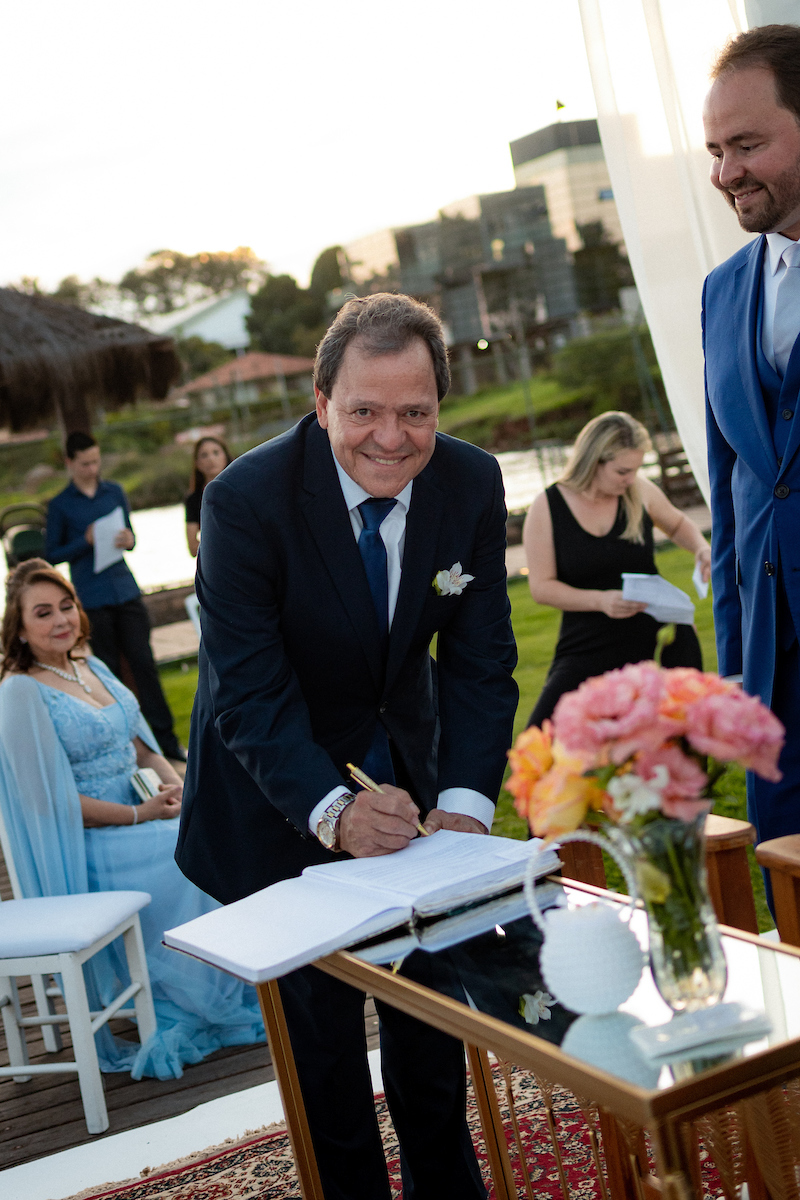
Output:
(357, 497), (396, 785)
(357, 498), (396, 644)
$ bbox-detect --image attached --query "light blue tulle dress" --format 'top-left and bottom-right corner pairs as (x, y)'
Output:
(0, 658), (264, 1079)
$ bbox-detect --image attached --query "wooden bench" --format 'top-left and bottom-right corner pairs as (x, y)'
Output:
(755, 835), (800, 947)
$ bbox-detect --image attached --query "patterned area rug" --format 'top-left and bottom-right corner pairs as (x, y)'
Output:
(65, 1065), (725, 1199)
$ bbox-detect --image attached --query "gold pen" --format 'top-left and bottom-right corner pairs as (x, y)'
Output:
(346, 762), (430, 837)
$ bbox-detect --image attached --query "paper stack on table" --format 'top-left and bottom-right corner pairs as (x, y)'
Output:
(622, 573), (695, 625)
(93, 506), (126, 574)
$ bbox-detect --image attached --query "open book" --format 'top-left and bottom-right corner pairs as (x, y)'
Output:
(164, 830), (560, 983)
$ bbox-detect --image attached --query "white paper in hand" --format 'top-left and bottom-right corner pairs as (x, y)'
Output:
(621, 573), (695, 625)
(93, 506), (126, 574)
(692, 561), (709, 600)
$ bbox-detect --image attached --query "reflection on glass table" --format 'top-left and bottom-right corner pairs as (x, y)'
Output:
(348, 880), (799, 1090)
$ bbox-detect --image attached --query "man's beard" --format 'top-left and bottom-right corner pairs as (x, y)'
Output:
(723, 158), (800, 233)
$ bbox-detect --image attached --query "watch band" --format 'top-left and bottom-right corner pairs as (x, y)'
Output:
(316, 792), (356, 851)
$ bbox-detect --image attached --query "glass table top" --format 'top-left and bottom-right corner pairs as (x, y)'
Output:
(348, 881), (800, 1090)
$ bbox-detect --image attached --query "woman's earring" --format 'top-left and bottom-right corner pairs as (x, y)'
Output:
(19, 636), (27, 643)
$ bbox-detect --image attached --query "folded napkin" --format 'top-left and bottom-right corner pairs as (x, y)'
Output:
(629, 1002), (772, 1065)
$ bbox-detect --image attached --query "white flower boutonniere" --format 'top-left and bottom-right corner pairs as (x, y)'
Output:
(519, 990), (555, 1025)
(433, 562), (474, 597)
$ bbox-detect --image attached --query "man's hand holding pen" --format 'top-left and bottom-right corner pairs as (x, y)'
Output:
(338, 784), (421, 858)
(340, 763), (487, 855)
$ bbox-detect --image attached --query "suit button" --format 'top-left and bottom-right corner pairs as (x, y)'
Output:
(783, 409), (794, 420)
(775, 484), (790, 498)
(765, 561), (776, 576)
(379, 703), (387, 713)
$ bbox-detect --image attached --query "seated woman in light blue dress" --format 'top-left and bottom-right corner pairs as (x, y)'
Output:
(0, 559), (264, 1079)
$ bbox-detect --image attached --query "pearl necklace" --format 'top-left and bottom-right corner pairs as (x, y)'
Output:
(34, 658), (92, 695)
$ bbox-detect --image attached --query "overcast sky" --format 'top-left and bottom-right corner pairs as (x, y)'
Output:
(1, 0), (597, 290)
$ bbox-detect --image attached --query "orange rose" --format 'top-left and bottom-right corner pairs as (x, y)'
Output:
(527, 765), (607, 841)
(659, 668), (734, 727)
(506, 724), (555, 820)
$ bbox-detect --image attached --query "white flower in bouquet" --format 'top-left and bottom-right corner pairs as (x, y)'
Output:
(606, 765), (668, 822)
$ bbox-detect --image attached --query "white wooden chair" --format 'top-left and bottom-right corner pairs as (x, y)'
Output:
(0, 891), (156, 1132)
(0, 809), (157, 1134)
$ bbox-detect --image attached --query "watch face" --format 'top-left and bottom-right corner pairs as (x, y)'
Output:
(318, 818), (336, 850)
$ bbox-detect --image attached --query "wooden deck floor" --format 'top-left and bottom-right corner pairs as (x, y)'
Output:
(0, 856), (381, 1171)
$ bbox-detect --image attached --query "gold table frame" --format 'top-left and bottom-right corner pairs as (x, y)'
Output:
(256, 885), (800, 1200)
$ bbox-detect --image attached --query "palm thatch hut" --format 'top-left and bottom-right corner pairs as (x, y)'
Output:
(0, 289), (181, 435)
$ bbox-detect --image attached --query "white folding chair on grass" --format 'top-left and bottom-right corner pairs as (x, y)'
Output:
(0, 807), (156, 1134)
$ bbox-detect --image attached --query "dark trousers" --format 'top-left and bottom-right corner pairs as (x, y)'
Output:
(278, 954), (486, 1200)
(85, 597), (177, 751)
(747, 638), (800, 917)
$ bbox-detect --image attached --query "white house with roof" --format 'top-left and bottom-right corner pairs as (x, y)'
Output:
(141, 290), (252, 351)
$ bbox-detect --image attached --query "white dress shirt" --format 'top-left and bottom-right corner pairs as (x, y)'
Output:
(761, 232), (800, 371)
(308, 447), (495, 836)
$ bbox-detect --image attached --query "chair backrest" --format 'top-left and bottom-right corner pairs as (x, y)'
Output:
(0, 798), (24, 900)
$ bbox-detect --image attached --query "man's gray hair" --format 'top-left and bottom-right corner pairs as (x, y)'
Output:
(314, 293), (451, 401)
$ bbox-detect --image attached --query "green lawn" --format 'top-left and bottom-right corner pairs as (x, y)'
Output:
(437, 377), (578, 437)
(160, 542), (771, 930)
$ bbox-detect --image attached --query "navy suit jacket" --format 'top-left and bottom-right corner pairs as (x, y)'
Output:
(704, 235), (800, 706)
(176, 414), (518, 904)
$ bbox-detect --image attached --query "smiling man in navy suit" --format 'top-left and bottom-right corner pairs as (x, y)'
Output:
(703, 25), (800, 908)
(176, 293), (517, 1198)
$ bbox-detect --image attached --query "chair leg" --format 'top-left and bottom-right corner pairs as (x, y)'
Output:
(31, 972), (63, 1053)
(0, 975), (32, 1083)
(59, 956), (109, 1135)
(122, 917), (157, 1044)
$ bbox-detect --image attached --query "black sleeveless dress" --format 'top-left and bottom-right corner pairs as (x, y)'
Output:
(527, 485), (702, 727)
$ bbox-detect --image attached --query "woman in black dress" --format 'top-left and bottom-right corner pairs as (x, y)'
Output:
(524, 412), (710, 727)
(185, 436), (232, 557)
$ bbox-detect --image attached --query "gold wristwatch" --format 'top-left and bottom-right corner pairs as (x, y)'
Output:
(316, 792), (356, 851)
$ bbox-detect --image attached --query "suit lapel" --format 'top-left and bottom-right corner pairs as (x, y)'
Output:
(300, 423), (383, 689)
(777, 341), (800, 480)
(733, 237), (780, 476)
(385, 463), (444, 694)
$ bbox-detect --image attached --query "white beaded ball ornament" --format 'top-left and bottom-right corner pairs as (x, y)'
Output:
(539, 903), (645, 1015)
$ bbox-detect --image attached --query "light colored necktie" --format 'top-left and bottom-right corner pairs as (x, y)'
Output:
(773, 241), (800, 377)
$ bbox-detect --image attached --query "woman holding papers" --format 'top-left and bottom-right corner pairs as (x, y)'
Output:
(0, 559), (264, 1079)
(523, 412), (710, 726)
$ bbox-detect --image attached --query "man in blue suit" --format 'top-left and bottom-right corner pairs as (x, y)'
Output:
(703, 25), (800, 906)
(177, 293), (518, 1198)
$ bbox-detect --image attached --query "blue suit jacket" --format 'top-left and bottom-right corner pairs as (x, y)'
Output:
(704, 235), (800, 705)
(176, 414), (518, 904)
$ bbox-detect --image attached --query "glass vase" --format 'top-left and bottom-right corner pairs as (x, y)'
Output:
(610, 815), (727, 1013)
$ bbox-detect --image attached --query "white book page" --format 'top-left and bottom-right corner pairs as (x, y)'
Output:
(305, 830), (558, 915)
(164, 876), (411, 983)
(93, 506), (126, 574)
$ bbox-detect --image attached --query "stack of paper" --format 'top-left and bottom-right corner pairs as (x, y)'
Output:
(622, 573), (695, 625)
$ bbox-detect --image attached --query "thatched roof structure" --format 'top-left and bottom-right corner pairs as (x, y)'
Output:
(0, 289), (181, 433)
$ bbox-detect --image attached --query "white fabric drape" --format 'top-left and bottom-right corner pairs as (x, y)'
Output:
(577, 0), (800, 501)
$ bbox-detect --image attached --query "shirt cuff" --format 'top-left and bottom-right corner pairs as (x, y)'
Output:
(308, 786), (353, 836)
(437, 788), (495, 832)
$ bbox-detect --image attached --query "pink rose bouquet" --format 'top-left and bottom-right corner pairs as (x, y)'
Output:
(507, 663), (784, 842)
